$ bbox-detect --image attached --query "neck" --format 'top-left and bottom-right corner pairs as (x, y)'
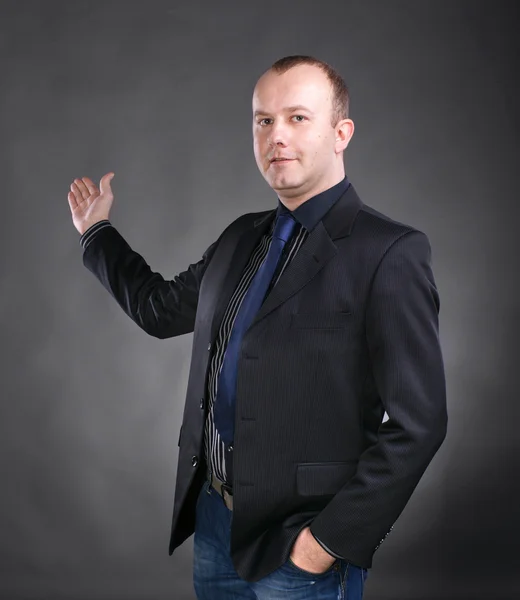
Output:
(277, 172), (345, 211)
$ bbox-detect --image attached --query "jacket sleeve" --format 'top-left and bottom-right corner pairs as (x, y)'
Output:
(309, 229), (448, 568)
(80, 221), (222, 339)
(310, 532), (343, 560)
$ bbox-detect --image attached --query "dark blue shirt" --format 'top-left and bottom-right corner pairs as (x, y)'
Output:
(265, 176), (350, 297)
(277, 175), (350, 231)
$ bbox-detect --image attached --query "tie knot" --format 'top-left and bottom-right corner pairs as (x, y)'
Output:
(273, 213), (296, 243)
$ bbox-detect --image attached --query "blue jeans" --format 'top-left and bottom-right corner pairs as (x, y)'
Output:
(193, 479), (369, 599)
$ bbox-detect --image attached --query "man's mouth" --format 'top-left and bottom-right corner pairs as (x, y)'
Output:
(270, 157), (295, 164)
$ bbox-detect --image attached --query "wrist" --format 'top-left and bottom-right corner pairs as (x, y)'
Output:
(305, 527), (333, 559)
(80, 218), (109, 236)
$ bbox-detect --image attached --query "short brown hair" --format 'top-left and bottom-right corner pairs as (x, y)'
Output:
(270, 55), (350, 127)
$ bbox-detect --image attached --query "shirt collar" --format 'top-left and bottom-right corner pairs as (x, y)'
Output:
(276, 176), (351, 232)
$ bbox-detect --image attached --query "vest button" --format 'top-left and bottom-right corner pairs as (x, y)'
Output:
(199, 398), (204, 409)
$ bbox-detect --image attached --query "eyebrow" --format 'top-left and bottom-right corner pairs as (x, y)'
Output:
(254, 105), (314, 117)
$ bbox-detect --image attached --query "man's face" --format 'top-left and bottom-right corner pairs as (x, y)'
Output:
(252, 64), (340, 202)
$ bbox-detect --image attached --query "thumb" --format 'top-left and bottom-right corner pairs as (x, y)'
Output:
(99, 172), (115, 195)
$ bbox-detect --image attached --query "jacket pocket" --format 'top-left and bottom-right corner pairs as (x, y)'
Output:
(296, 461), (357, 496)
(290, 311), (352, 329)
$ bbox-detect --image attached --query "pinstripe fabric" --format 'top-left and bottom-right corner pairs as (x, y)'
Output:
(203, 176), (351, 488)
(204, 215), (307, 485)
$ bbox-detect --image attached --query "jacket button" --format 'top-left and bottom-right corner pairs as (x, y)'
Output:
(207, 343), (211, 351)
(191, 456), (198, 467)
(199, 398), (204, 409)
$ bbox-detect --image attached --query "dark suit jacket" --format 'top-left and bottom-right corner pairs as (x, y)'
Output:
(82, 183), (447, 583)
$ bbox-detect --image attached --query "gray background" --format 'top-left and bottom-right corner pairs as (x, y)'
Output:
(1, 1), (518, 598)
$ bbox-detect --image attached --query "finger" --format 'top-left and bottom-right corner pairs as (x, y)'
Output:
(70, 182), (83, 202)
(74, 178), (90, 200)
(99, 172), (114, 195)
(82, 176), (98, 195)
(70, 182), (86, 204)
(67, 191), (78, 211)
(71, 180), (87, 201)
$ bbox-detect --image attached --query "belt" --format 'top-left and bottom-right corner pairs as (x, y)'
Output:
(210, 473), (233, 511)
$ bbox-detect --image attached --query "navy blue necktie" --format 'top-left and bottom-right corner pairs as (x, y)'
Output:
(214, 212), (297, 446)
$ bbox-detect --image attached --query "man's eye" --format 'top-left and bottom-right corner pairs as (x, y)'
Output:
(259, 118), (272, 126)
(292, 115), (306, 122)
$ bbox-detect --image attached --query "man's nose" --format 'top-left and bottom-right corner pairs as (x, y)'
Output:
(268, 122), (288, 147)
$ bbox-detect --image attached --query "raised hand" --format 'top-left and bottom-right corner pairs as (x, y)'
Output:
(67, 172), (115, 235)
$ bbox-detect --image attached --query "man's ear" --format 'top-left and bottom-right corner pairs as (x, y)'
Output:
(335, 119), (355, 152)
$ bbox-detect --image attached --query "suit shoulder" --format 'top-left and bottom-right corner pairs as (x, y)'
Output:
(356, 202), (427, 242)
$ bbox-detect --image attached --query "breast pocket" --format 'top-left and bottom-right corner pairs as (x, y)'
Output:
(296, 461), (358, 496)
(290, 311), (352, 330)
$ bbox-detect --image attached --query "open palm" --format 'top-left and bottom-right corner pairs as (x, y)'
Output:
(67, 172), (115, 235)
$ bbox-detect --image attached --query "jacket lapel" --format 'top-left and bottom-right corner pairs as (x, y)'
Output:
(252, 219), (337, 326)
(209, 209), (275, 343)
(251, 184), (364, 328)
(209, 183), (364, 339)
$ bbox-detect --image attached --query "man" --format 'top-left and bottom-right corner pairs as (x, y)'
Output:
(68, 55), (447, 599)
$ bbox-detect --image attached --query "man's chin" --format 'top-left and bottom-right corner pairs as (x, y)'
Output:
(266, 177), (303, 194)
